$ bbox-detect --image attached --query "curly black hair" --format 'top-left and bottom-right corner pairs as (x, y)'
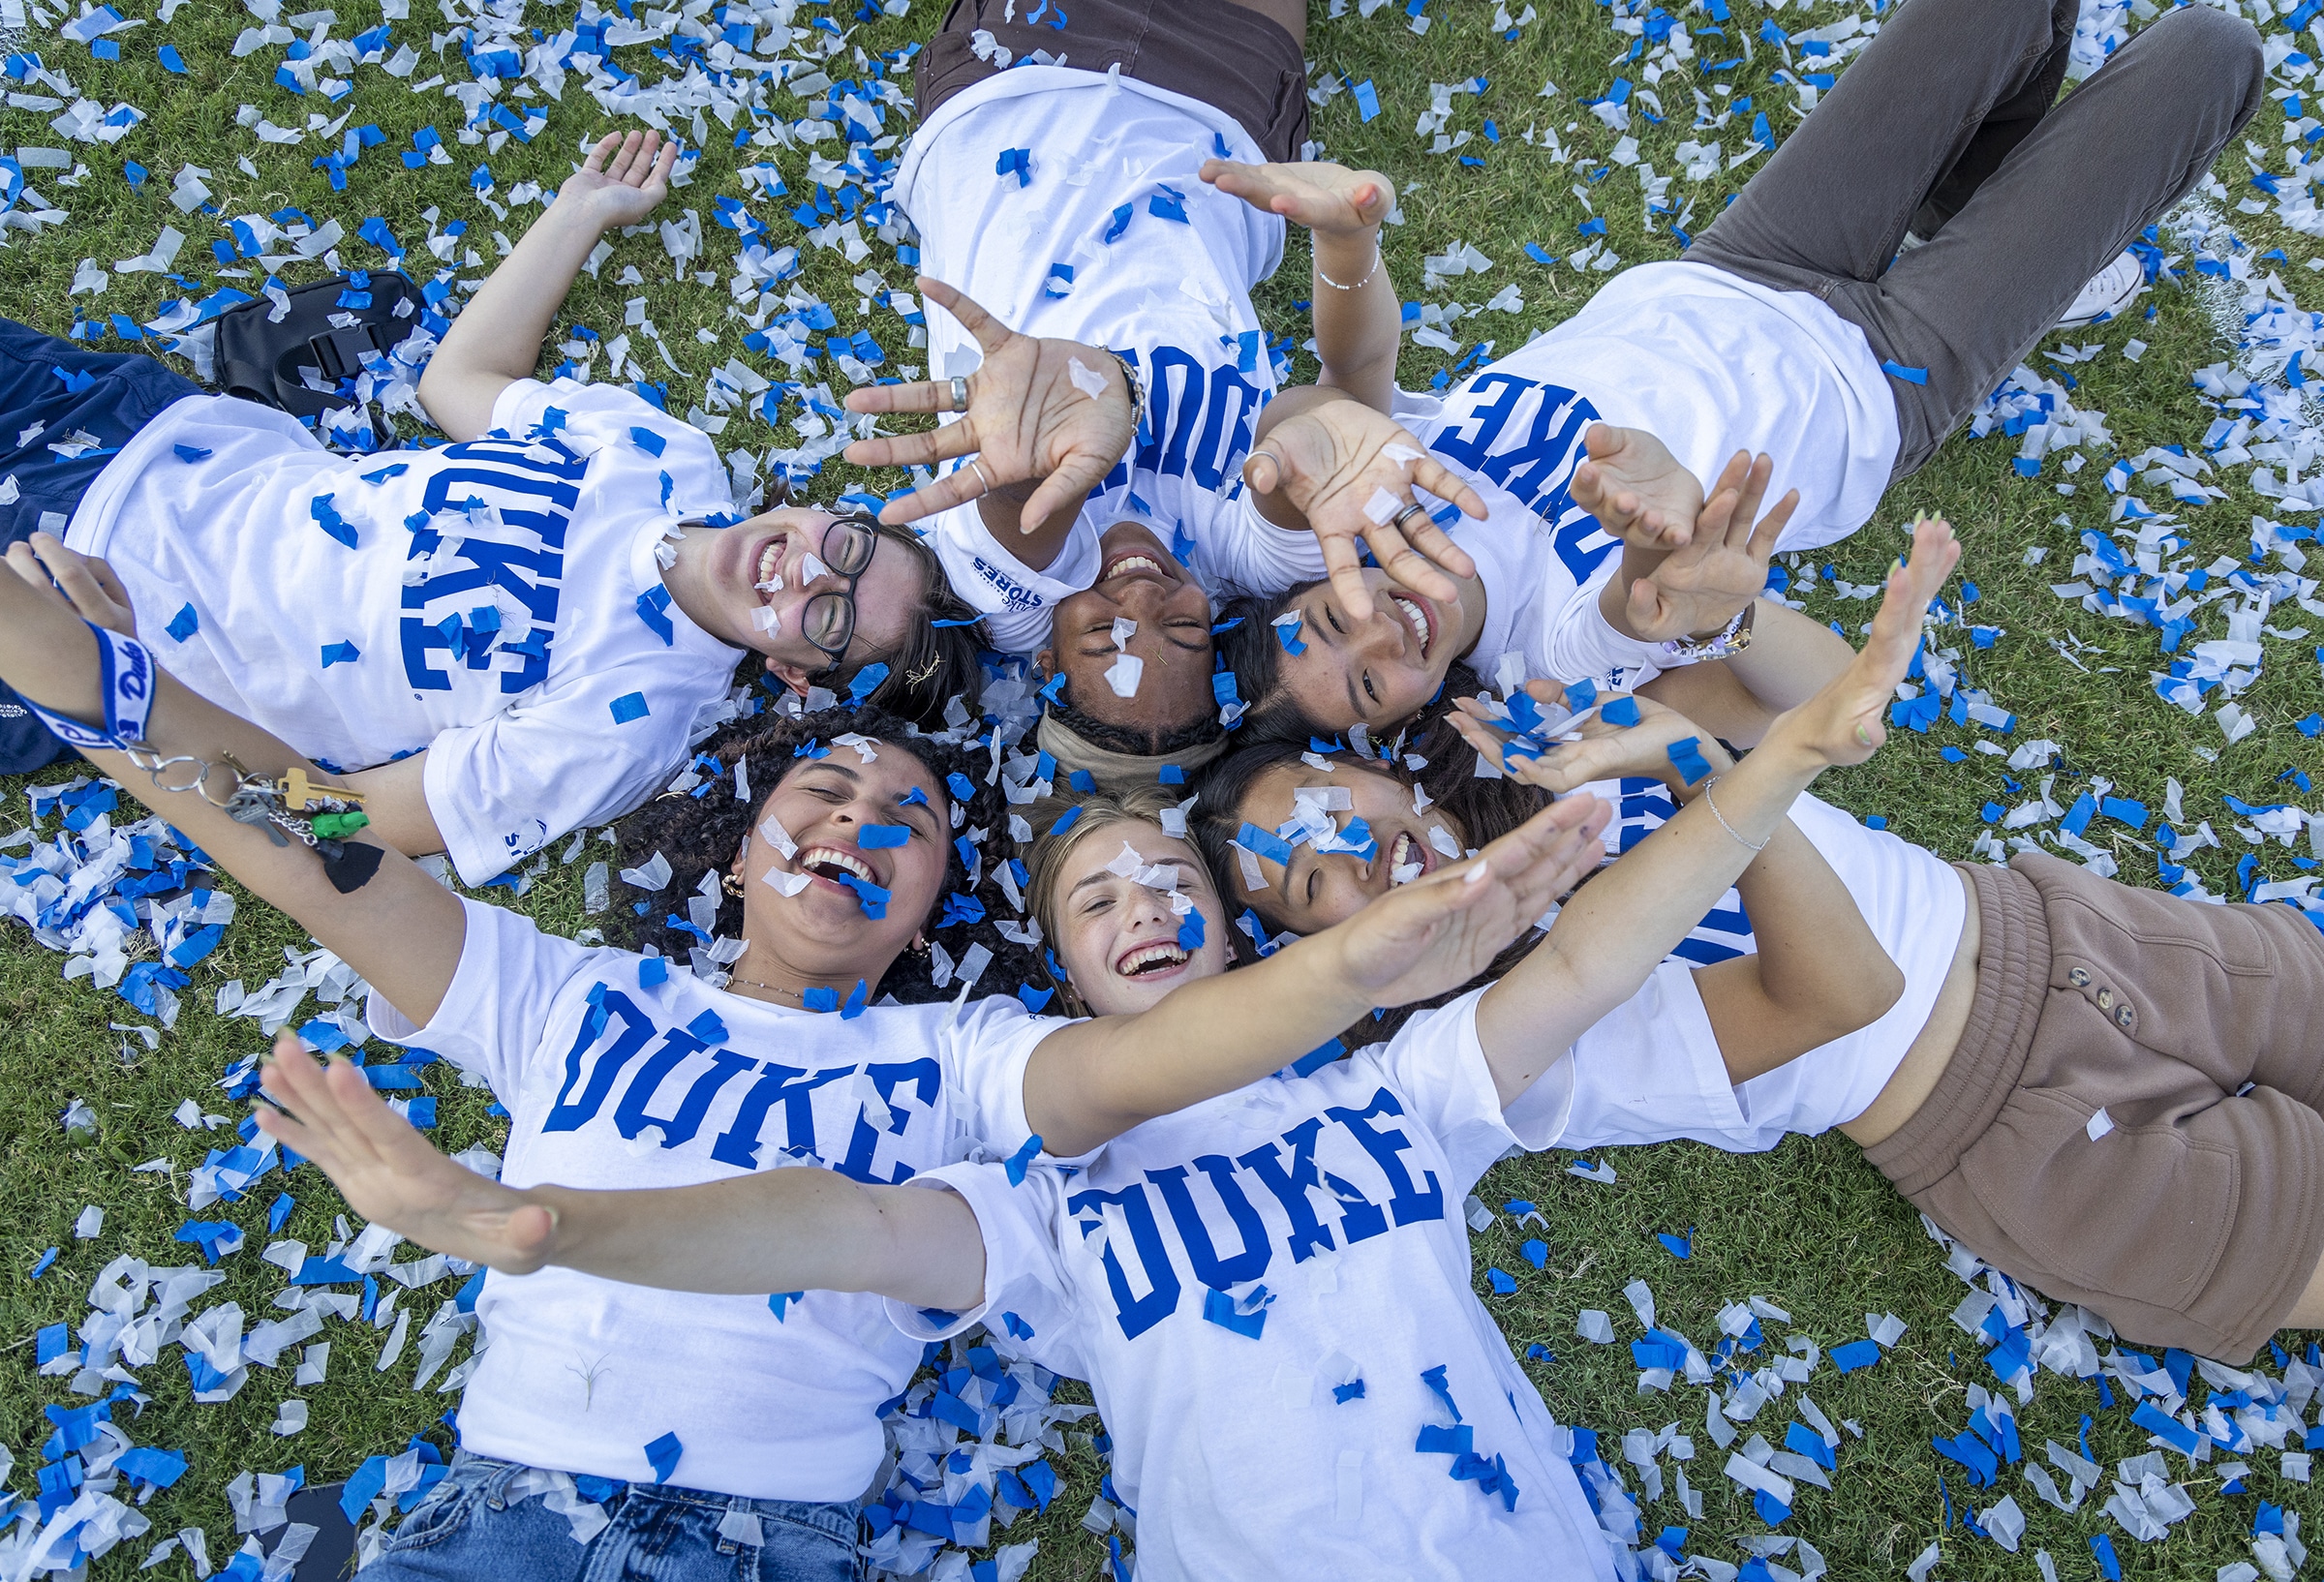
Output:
(610, 702), (1031, 1005)
(1215, 584), (1484, 747)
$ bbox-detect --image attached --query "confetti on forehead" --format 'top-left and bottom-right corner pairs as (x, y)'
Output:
(829, 733), (877, 763)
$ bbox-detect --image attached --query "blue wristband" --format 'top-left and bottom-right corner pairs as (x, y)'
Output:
(21, 623), (156, 750)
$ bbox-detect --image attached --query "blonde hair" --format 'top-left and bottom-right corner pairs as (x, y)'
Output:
(1024, 785), (1199, 1018)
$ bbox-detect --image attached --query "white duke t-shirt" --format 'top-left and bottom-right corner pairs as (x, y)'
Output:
(1544, 790), (1968, 1152)
(895, 991), (1614, 1582)
(69, 380), (745, 885)
(1405, 260), (1900, 593)
(893, 68), (1325, 652)
(365, 898), (1066, 1502)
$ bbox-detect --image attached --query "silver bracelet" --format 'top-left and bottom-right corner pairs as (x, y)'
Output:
(1313, 240), (1382, 291)
(1700, 775), (1768, 853)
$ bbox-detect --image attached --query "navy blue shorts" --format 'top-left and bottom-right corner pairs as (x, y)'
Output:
(0, 319), (199, 774)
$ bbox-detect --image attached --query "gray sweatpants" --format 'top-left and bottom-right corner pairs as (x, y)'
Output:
(1690, 0), (2266, 479)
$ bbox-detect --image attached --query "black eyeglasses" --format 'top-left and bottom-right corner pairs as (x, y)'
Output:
(801, 513), (882, 671)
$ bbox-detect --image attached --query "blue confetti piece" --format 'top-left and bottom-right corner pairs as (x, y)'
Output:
(1601, 696), (1641, 727)
(1016, 984), (1054, 1016)
(1102, 203), (1133, 244)
(157, 43), (186, 72)
(1881, 360), (1930, 385)
(310, 494), (356, 548)
(628, 426), (665, 457)
(638, 956), (667, 989)
(171, 442), (210, 463)
(1201, 1287), (1267, 1339)
(946, 772), (976, 803)
(2131, 1399), (2201, 1454)
(802, 986), (838, 1013)
(767, 1291), (802, 1320)
(320, 641), (360, 667)
(1332, 1379), (1366, 1404)
(1522, 1238), (1547, 1269)
(1564, 678), (1599, 713)
(1274, 616), (1306, 655)
(164, 602), (199, 642)
(1354, 78), (1381, 121)
(609, 691), (649, 723)
(1486, 1267), (1517, 1294)
(642, 1431), (683, 1483)
(2090, 1534), (2122, 1581)
(847, 662), (891, 704)
(1666, 737), (1714, 787)
(857, 824), (909, 848)
(1237, 822), (1295, 867)
(1656, 1230), (1692, 1260)
(1051, 806), (1082, 837)
(1004, 1133), (1043, 1186)
(1830, 1338), (1882, 1373)
(29, 1247), (57, 1278)
(635, 585), (675, 647)
(34, 1323), (66, 1365)
(1784, 1421), (1835, 1471)
(995, 146), (1031, 187)
(1177, 906), (1206, 952)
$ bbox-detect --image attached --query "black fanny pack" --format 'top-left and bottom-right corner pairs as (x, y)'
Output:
(211, 270), (424, 422)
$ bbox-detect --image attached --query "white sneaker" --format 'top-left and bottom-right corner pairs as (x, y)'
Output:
(2055, 249), (2145, 328)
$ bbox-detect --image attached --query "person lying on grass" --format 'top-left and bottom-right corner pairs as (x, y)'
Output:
(240, 525), (1956, 1581)
(1193, 554), (2324, 1366)
(0, 127), (983, 890)
(1201, 0), (2261, 749)
(0, 535), (1602, 1582)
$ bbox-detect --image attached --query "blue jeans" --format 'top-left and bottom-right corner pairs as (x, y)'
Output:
(0, 317), (199, 773)
(360, 1452), (864, 1582)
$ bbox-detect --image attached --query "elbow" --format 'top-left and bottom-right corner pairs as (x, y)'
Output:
(1824, 952), (1905, 1043)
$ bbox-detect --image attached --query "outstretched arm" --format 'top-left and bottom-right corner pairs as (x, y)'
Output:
(1201, 159), (1401, 414)
(1022, 790), (1610, 1156)
(0, 541), (466, 1027)
(417, 130), (678, 441)
(254, 1037), (988, 1309)
(1462, 517), (1960, 1106)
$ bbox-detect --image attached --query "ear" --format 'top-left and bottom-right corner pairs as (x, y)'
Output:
(764, 656), (814, 694)
(1034, 648), (1056, 681)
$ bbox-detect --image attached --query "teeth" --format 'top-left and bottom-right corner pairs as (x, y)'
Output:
(1392, 593), (1431, 655)
(1388, 831), (1417, 882)
(1107, 555), (1162, 577)
(756, 540), (784, 594)
(1116, 942), (1189, 977)
(799, 846), (872, 883)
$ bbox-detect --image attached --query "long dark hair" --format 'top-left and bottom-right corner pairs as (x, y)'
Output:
(1214, 584), (1485, 749)
(852, 523), (990, 727)
(610, 703), (1024, 1004)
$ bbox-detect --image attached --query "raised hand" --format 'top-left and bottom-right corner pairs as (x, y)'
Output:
(558, 130), (679, 231)
(1570, 423), (1706, 553)
(255, 1032), (559, 1275)
(1448, 680), (1732, 797)
(1199, 158), (1393, 236)
(841, 278), (1134, 535)
(1767, 515), (1961, 769)
(1614, 449), (1799, 643)
(1246, 396), (1484, 622)
(4, 531), (138, 637)
(1334, 790), (1611, 1004)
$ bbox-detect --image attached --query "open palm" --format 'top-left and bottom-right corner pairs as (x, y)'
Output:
(559, 130), (677, 229)
(1571, 423), (1705, 552)
(1248, 397), (1485, 622)
(842, 277), (1134, 535)
(1779, 515), (1962, 769)
(1199, 158), (1392, 236)
(1619, 449), (1799, 643)
(1449, 681), (1730, 795)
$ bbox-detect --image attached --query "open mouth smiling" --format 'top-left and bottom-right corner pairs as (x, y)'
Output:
(1115, 940), (1191, 978)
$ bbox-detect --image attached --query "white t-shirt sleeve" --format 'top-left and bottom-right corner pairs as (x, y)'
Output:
(421, 701), (680, 886)
(490, 378), (733, 514)
(1188, 486), (1329, 598)
(1541, 960), (1746, 1150)
(938, 995), (1076, 1158)
(1361, 988), (1528, 1198)
(881, 1161), (1072, 1347)
(1539, 557), (1667, 690)
(925, 500), (1101, 654)
(363, 896), (602, 1098)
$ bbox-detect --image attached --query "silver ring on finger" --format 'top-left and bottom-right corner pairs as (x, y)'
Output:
(947, 376), (969, 413)
(968, 459), (994, 498)
(1389, 502), (1427, 532)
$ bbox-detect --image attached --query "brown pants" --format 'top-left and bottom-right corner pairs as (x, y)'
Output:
(1865, 852), (2324, 1362)
(915, 0), (1312, 164)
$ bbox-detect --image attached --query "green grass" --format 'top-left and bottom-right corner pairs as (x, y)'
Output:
(0, 0), (2320, 1577)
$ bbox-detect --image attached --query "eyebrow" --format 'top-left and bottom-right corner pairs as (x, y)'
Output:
(797, 762), (859, 783)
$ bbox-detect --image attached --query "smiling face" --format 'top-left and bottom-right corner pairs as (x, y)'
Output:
(687, 508), (925, 692)
(1038, 521), (1216, 738)
(1232, 758), (1471, 935)
(1272, 566), (1488, 735)
(1048, 820), (1233, 1017)
(726, 741), (952, 987)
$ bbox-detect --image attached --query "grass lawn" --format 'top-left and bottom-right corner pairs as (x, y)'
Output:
(2, 0), (2322, 1577)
